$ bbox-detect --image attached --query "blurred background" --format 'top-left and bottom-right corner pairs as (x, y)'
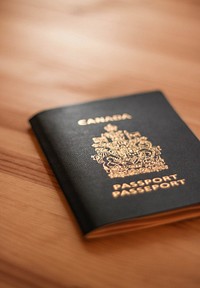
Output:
(1, 0), (199, 135)
(0, 1), (200, 288)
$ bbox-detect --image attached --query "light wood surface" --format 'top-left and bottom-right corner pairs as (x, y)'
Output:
(0, 1), (200, 287)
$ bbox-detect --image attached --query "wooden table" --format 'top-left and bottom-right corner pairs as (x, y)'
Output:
(0, 1), (200, 287)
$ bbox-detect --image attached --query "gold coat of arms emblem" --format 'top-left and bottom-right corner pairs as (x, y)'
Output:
(91, 124), (168, 178)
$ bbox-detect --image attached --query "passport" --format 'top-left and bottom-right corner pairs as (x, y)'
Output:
(29, 91), (200, 238)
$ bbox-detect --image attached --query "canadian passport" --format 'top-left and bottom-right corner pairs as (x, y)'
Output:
(29, 91), (200, 238)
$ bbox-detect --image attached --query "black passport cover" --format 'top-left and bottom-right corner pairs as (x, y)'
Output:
(29, 91), (200, 236)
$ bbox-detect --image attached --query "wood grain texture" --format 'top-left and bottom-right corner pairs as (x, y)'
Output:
(0, 0), (200, 287)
